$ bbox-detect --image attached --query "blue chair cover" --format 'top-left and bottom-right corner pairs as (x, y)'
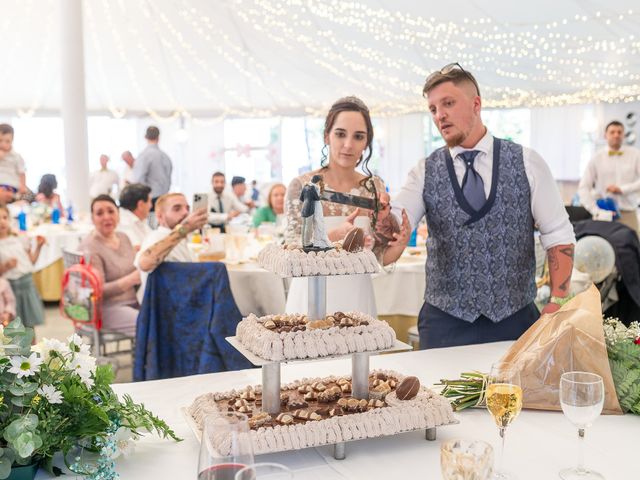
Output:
(134, 262), (252, 381)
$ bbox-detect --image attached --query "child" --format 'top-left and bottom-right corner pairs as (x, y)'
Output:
(0, 124), (26, 203)
(0, 277), (16, 327)
(0, 205), (45, 327)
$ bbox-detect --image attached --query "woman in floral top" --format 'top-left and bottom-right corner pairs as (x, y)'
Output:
(285, 96), (389, 316)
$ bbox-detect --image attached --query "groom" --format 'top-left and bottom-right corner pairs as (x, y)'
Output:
(377, 63), (576, 349)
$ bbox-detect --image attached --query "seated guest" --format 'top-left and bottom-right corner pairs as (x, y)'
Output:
(231, 176), (256, 210)
(0, 277), (16, 326)
(118, 183), (152, 249)
(35, 174), (64, 215)
(252, 183), (286, 227)
(0, 187), (12, 205)
(208, 172), (249, 230)
(80, 195), (140, 337)
(89, 154), (120, 199)
(135, 193), (208, 302)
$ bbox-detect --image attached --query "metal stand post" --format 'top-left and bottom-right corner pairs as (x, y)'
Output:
(262, 362), (281, 414)
(308, 276), (326, 320)
(333, 442), (346, 460)
(351, 352), (370, 400)
(425, 427), (437, 441)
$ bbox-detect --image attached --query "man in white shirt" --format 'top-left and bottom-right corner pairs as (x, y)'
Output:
(377, 63), (575, 349)
(208, 172), (249, 231)
(120, 150), (135, 190)
(231, 176), (256, 210)
(89, 154), (119, 199)
(578, 120), (640, 232)
(134, 193), (208, 303)
(118, 183), (152, 249)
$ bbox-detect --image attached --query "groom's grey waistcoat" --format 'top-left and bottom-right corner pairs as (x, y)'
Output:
(423, 137), (536, 322)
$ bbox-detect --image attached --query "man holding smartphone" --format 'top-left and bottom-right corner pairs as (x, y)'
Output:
(134, 193), (208, 302)
(207, 171), (249, 231)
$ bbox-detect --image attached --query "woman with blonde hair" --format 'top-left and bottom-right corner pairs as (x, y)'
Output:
(252, 183), (286, 227)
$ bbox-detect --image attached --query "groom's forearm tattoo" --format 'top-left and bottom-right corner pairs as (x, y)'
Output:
(547, 244), (575, 293)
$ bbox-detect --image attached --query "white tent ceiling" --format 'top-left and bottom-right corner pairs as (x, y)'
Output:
(3, 0), (640, 118)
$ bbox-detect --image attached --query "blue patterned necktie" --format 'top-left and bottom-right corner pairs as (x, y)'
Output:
(459, 150), (486, 211)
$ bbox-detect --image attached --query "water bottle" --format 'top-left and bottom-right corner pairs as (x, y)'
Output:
(66, 204), (74, 223)
(52, 207), (60, 224)
(17, 209), (27, 232)
(408, 228), (418, 247)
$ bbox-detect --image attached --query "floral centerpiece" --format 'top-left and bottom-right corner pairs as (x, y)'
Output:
(0, 319), (179, 480)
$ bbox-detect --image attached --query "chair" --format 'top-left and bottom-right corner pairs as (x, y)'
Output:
(134, 262), (253, 381)
(60, 248), (134, 369)
(565, 206), (592, 224)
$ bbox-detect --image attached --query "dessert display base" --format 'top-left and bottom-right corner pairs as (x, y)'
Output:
(185, 370), (457, 459)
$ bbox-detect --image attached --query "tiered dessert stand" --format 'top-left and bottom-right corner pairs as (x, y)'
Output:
(226, 272), (440, 460)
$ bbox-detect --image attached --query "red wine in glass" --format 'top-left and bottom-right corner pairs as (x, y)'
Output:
(198, 463), (247, 480)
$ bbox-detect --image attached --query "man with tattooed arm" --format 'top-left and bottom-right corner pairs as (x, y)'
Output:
(134, 193), (208, 303)
(377, 64), (575, 349)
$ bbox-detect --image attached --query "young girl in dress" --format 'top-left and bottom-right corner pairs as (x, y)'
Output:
(0, 277), (16, 327)
(0, 205), (45, 328)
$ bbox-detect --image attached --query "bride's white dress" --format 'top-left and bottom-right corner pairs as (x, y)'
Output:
(285, 216), (377, 316)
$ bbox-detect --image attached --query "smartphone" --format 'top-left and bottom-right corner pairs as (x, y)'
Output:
(193, 193), (209, 212)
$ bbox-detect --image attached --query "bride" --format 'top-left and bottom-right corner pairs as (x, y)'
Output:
(284, 96), (408, 316)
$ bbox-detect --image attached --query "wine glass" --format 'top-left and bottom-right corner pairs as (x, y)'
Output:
(559, 372), (605, 480)
(197, 412), (254, 480)
(485, 362), (522, 479)
(235, 463), (293, 480)
(441, 439), (494, 480)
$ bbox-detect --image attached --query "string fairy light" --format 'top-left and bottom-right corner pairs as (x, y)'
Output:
(6, 0), (640, 117)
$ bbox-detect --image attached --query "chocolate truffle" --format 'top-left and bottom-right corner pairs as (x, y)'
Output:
(396, 376), (420, 400)
(343, 227), (365, 252)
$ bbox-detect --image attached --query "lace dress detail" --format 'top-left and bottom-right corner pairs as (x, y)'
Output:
(285, 171), (386, 259)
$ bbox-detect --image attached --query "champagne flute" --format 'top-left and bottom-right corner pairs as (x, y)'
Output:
(559, 372), (605, 480)
(485, 362), (522, 480)
(197, 412), (254, 480)
(235, 463), (293, 480)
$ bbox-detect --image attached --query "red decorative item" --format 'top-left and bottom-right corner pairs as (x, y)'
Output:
(634, 337), (640, 345)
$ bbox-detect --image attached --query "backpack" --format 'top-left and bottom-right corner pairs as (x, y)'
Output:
(60, 260), (103, 330)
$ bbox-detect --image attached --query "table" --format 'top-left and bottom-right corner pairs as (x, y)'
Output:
(85, 341), (638, 480)
(225, 262), (287, 317)
(28, 223), (93, 301)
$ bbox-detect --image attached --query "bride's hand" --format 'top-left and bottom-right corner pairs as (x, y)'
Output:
(363, 234), (374, 250)
(328, 208), (360, 241)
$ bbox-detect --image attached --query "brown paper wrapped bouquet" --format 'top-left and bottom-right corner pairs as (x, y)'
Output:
(438, 285), (640, 415)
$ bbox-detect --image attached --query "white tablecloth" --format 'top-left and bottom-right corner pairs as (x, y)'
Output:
(372, 254), (425, 316)
(28, 223), (93, 270)
(226, 262), (287, 317)
(72, 341), (639, 480)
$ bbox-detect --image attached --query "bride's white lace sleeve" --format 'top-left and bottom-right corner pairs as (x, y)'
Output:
(284, 177), (304, 244)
